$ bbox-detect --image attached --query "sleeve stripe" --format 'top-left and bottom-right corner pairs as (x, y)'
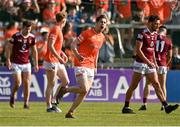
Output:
(78, 35), (84, 42)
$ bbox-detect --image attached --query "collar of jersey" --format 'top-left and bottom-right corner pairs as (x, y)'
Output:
(144, 28), (157, 35)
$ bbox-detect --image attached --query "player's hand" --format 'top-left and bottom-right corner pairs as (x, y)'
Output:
(34, 65), (39, 72)
(62, 54), (68, 63)
(60, 51), (68, 64)
(59, 57), (66, 64)
(94, 68), (97, 74)
(147, 62), (156, 68)
(6, 60), (12, 70)
(155, 64), (159, 69)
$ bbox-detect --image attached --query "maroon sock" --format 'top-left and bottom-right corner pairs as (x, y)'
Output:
(162, 101), (168, 107)
(143, 98), (147, 104)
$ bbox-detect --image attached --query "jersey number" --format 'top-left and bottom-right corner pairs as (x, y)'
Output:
(21, 43), (27, 51)
(156, 40), (165, 53)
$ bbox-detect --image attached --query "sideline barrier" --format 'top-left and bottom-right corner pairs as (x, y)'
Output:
(0, 67), (179, 102)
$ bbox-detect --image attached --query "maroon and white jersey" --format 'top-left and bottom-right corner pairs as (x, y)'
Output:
(10, 32), (36, 64)
(135, 28), (158, 63)
(155, 35), (172, 66)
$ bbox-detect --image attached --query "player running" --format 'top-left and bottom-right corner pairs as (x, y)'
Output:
(56, 14), (109, 118)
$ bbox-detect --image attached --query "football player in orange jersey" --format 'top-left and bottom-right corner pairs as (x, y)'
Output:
(43, 11), (69, 112)
(56, 14), (109, 118)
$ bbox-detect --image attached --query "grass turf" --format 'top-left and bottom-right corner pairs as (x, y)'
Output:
(0, 102), (179, 126)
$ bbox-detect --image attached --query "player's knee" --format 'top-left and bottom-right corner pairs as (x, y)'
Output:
(47, 81), (55, 88)
(80, 88), (88, 95)
(14, 80), (21, 87)
(23, 80), (30, 86)
(62, 80), (70, 86)
(152, 82), (161, 88)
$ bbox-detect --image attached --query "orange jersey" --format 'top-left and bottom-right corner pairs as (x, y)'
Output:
(74, 28), (105, 69)
(44, 25), (63, 62)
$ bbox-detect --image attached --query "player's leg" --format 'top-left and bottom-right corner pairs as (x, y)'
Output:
(50, 65), (70, 112)
(66, 74), (93, 118)
(22, 63), (31, 109)
(122, 72), (142, 113)
(55, 64), (70, 103)
(10, 64), (22, 108)
(158, 72), (167, 110)
(44, 61), (60, 112)
(146, 72), (179, 113)
(65, 67), (94, 118)
(64, 67), (94, 94)
(22, 71), (31, 109)
(45, 68), (57, 112)
(158, 73), (167, 98)
(139, 79), (151, 110)
(146, 72), (166, 102)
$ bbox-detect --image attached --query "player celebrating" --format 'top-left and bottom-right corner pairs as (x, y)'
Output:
(6, 21), (39, 109)
(122, 15), (179, 114)
(56, 14), (108, 118)
(139, 25), (173, 110)
(44, 11), (69, 112)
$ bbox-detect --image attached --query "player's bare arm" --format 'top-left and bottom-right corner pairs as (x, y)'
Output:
(5, 42), (13, 70)
(71, 38), (84, 62)
(60, 51), (68, 63)
(167, 48), (173, 66)
(31, 45), (39, 72)
(153, 51), (159, 69)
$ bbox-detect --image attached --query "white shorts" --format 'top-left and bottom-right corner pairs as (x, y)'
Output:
(43, 61), (66, 71)
(74, 67), (95, 81)
(157, 66), (167, 74)
(12, 63), (31, 74)
(133, 61), (156, 74)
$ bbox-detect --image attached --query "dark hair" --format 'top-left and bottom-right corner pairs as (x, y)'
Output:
(148, 15), (160, 23)
(96, 14), (107, 22)
(62, 22), (71, 35)
(159, 25), (167, 33)
(56, 11), (67, 22)
(159, 25), (167, 30)
(23, 21), (32, 27)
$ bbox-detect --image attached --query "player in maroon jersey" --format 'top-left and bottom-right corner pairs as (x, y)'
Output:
(122, 15), (179, 114)
(139, 25), (173, 110)
(6, 21), (39, 109)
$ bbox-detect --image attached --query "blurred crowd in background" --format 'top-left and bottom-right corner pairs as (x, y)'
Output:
(0, 0), (180, 69)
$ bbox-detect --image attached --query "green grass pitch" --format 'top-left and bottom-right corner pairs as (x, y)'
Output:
(0, 102), (180, 126)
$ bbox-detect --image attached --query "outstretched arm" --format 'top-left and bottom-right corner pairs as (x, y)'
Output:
(31, 45), (39, 72)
